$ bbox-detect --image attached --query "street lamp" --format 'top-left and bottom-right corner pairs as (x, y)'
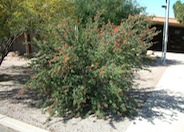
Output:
(162, 0), (170, 64)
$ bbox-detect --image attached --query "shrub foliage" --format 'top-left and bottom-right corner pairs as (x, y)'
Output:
(26, 15), (158, 118)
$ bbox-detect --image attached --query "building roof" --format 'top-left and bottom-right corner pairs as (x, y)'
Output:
(152, 17), (184, 27)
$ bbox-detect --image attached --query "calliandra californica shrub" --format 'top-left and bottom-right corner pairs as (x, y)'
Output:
(26, 15), (159, 118)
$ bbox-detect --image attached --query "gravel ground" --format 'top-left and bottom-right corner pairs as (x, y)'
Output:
(0, 52), (167, 132)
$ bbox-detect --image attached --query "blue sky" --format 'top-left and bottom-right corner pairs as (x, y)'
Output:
(138, 0), (183, 18)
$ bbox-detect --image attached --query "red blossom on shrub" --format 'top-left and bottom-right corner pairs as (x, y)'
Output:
(19, 92), (24, 95)
(119, 49), (122, 53)
(62, 69), (66, 73)
(21, 87), (26, 91)
(114, 27), (118, 34)
(140, 34), (146, 37)
(55, 48), (59, 51)
(117, 89), (121, 93)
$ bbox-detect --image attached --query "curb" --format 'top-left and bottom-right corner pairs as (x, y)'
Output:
(0, 114), (48, 132)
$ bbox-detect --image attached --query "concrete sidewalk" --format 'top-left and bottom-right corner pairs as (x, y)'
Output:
(0, 114), (48, 132)
(126, 52), (184, 132)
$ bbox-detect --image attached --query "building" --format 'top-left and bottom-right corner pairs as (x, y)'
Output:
(151, 17), (184, 52)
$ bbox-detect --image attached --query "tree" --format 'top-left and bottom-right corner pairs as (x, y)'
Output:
(0, 0), (74, 65)
(173, 0), (184, 23)
(74, 0), (145, 25)
(0, 0), (25, 65)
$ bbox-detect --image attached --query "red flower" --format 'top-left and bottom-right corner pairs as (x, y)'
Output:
(149, 30), (153, 33)
(114, 27), (118, 34)
(26, 71), (30, 75)
(56, 70), (60, 73)
(117, 89), (121, 93)
(21, 87), (26, 91)
(63, 54), (67, 63)
(101, 66), (106, 70)
(98, 104), (101, 108)
(19, 92), (24, 95)
(48, 106), (52, 112)
(141, 41), (145, 44)
(140, 34), (146, 37)
(30, 88), (33, 90)
(94, 16), (98, 21)
(117, 38), (121, 42)
(62, 69), (66, 73)
(70, 64), (73, 68)
(116, 42), (120, 48)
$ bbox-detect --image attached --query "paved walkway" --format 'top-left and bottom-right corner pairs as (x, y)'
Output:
(126, 52), (184, 132)
(0, 124), (18, 132)
(0, 114), (48, 132)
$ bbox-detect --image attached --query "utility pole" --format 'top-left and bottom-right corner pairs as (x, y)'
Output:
(162, 0), (170, 64)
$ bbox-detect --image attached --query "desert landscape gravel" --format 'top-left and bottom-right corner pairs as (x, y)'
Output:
(0, 52), (166, 132)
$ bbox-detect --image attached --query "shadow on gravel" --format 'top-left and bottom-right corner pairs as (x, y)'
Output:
(0, 74), (30, 84)
(0, 65), (30, 84)
(0, 85), (42, 108)
(0, 65), (41, 108)
(149, 57), (184, 67)
(133, 89), (184, 124)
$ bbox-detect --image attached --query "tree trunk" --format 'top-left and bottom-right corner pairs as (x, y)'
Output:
(24, 33), (32, 56)
(0, 37), (15, 65)
(0, 33), (23, 66)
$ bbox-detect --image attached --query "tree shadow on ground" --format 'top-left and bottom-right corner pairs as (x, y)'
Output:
(0, 65), (41, 108)
(0, 74), (29, 84)
(149, 57), (184, 67)
(131, 89), (184, 124)
(0, 83), (43, 108)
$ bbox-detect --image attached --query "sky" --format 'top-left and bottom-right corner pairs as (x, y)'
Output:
(138, 0), (183, 18)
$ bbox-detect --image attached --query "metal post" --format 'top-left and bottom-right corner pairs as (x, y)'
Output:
(162, 0), (170, 64)
(161, 5), (167, 61)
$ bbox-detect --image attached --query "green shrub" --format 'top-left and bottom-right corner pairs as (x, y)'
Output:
(26, 15), (158, 118)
